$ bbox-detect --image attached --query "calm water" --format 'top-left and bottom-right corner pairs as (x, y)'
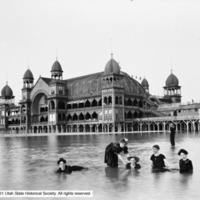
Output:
(0, 132), (200, 200)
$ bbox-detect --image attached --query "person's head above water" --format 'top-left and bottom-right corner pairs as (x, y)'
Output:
(152, 145), (160, 154)
(57, 158), (66, 170)
(178, 149), (189, 160)
(128, 156), (140, 163)
(119, 138), (128, 148)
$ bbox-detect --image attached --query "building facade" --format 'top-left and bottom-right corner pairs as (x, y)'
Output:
(0, 56), (183, 134)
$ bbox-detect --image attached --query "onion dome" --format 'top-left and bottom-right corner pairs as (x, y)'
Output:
(51, 60), (63, 73)
(1, 83), (13, 98)
(141, 78), (149, 87)
(23, 69), (34, 80)
(165, 71), (179, 87)
(104, 54), (120, 74)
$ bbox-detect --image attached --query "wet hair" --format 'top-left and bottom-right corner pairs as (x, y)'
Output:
(127, 156), (140, 163)
(120, 138), (128, 144)
(178, 149), (188, 156)
(153, 145), (160, 150)
(57, 158), (66, 165)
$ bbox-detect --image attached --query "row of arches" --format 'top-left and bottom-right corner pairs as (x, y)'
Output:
(124, 98), (143, 107)
(67, 99), (102, 109)
(125, 111), (143, 119)
(102, 76), (121, 83)
(8, 118), (20, 125)
(6, 118), (200, 133)
(67, 112), (98, 121)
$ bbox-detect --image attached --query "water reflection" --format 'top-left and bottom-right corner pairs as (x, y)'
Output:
(0, 132), (199, 199)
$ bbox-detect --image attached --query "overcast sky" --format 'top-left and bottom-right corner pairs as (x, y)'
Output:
(0, 0), (200, 103)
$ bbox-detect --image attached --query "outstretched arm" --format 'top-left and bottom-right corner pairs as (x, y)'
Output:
(164, 159), (170, 168)
(117, 154), (128, 166)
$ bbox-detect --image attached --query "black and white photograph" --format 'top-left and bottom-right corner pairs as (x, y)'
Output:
(0, 0), (199, 199)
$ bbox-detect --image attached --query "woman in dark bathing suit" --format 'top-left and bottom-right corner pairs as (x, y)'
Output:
(105, 138), (129, 168)
(178, 149), (193, 173)
(150, 145), (170, 172)
(56, 158), (88, 174)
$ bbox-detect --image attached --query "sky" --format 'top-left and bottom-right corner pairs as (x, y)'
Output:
(0, 0), (200, 103)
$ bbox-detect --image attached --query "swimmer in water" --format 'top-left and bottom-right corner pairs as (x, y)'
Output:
(150, 145), (170, 172)
(126, 156), (141, 169)
(56, 158), (88, 174)
(178, 149), (193, 173)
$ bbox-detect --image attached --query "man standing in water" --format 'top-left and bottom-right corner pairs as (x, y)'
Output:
(169, 123), (176, 146)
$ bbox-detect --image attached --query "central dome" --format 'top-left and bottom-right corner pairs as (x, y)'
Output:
(1, 84), (13, 98)
(166, 72), (179, 87)
(104, 55), (120, 74)
(51, 60), (63, 72)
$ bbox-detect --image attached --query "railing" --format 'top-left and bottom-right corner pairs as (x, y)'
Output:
(134, 115), (200, 122)
(158, 101), (200, 109)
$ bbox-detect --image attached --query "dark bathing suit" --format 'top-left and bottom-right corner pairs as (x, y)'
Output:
(56, 165), (86, 174)
(126, 163), (141, 169)
(150, 154), (168, 172)
(179, 159), (193, 173)
(105, 142), (128, 168)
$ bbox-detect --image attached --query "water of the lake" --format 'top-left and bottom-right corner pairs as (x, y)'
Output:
(0, 132), (199, 200)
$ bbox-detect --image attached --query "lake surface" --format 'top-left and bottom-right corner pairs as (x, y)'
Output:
(0, 132), (199, 200)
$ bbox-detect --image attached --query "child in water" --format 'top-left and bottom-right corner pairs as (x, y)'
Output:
(178, 149), (193, 173)
(150, 145), (170, 172)
(56, 158), (88, 174)
(126, 156), (141, 169)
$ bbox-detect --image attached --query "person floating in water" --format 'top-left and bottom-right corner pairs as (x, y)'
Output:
(170, 123), (176, 146)
(178, 149), (193, 173)
(126, 156), (141, 169)
(56, 158), (87, 174)
(104, 138), (129, 168)
(150, 145), (170, 172)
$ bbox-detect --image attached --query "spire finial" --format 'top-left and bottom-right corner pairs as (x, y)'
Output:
(110, 38), (113, 59)
(171, 69), (173, 74)
(6, 71), (8, 85)
(56, 48), (58, 61)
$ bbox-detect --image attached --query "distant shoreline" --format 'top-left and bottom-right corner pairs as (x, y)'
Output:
(0, 130), (168, 137)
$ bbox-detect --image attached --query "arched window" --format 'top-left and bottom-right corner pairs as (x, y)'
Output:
(133, 111), (139, 118)
(119, 96), (122, 105)
(98, 99), (102, 106)
(133, 99), (138, 106)
(67, 104), (72, 109)
(139, 100), (143, 108)
(79, 113), (84, 120)
(104, 97), (107, 105)
(73, 113), (78, 121)
(127, 111), (132, 119)
(49, 101), (55, 110)
(58, 101), (65, 109)
(58, 113), (62, 121)
(127, 98), (132, 106)
(85, 112), (91, 120)
(62, 113), (65, 121)
(92, 112), (98, 120)
(67, 114), (72, 121)
(108, 96), (112, 105)
(21, 105), (26, 114)
(115, 96), (119, 105)
(85, 100), (90, 107)
(92, 99), (97, 107)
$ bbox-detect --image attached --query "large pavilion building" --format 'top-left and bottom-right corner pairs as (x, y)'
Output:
(0, 55), (184, 133)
